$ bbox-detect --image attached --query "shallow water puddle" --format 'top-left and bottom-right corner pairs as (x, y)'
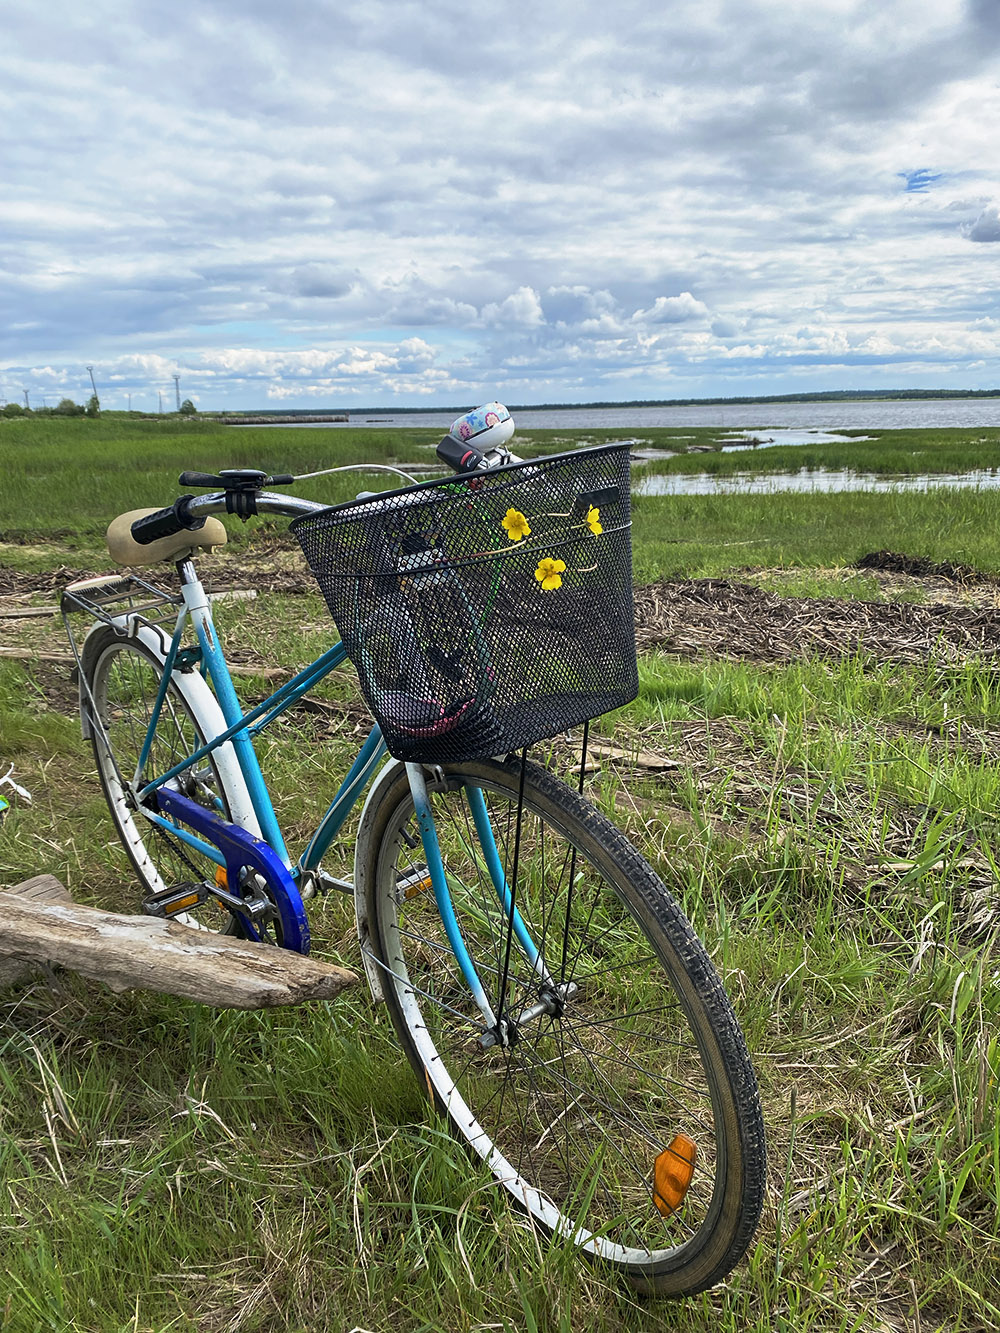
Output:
(634, 467), (1000, 496)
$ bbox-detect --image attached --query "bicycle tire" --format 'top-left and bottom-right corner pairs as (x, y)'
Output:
(82, 625), (258, 935)
(359, 756), (765, 1296)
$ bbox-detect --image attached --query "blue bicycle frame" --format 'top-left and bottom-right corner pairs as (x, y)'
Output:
(125, 559), (544, 1030)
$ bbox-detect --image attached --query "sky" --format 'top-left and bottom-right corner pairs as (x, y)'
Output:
(1, 0), (999, 412)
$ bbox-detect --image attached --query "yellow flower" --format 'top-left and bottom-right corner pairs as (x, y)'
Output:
(501, 507), (531, 542)
(534, 557), (566, 591)
(586, 505), (603, 535)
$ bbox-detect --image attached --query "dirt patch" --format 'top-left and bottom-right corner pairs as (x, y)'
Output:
(634, 578), (1000, 666)
(856, 549), (998, 585)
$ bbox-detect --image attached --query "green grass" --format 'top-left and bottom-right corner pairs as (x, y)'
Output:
(631, 486), (1000, 580)
(2, 420), (999, 1330)
(2, 415), (445, 544)
(8, 417), (1000, 585)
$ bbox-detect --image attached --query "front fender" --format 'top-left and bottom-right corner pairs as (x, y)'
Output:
(352, 758), (409, 1003)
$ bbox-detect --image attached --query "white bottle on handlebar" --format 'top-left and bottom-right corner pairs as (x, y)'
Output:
(436, 401), (518, 473)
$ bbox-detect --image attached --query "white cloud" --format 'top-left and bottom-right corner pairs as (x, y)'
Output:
(967, 205), (1000, 242)
(1, 0), (999, 406)
(633, 294), (710, 325)
(480, 288), (546, 328)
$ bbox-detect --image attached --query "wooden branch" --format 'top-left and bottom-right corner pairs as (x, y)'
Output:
(0, 589), (253, 621)
(208, 589), (257, 603)
(0, 647), (74, 663)
(570, 738), (682, 771)
(0, 875), (72, 988)
(0, 876), (358, 1009)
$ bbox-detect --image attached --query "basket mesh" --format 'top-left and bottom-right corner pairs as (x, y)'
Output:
(291, 443), (638, 762)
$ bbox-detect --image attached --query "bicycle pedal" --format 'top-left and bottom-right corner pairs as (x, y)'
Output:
(395, 866), (434, 900)
(300, 869), (353, 897)
(142, 882), (211, 918)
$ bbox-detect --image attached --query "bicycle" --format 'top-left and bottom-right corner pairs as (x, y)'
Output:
(62, 403), (765, 1297)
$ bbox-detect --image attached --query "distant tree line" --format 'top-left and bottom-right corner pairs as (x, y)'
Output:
(1, 396), (99, 417)
(2, 397), (197, 418)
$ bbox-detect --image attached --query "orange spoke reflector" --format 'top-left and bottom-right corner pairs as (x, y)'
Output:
(653, 1133), (697, 1218)
(215, 866), (228, 889)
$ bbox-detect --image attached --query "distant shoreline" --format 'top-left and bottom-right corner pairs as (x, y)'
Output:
(216, 389), (1000, 417)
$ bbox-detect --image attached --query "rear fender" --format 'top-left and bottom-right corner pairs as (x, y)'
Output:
(79, 618), (262, 838)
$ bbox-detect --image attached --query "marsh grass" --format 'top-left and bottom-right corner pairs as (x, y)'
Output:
(631, 486), (1000, 580)
(1, 421), (999, 1330)
(2, 416), (445, 543)
(648, 428), (1000, 477)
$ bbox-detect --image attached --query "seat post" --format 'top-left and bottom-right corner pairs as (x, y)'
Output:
(176, 557), (200, 589)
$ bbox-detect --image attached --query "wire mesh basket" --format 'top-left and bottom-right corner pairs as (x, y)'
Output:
(291, 443), (638, 763)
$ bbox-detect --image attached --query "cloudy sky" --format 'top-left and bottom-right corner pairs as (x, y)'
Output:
(2, 0), (999, 411)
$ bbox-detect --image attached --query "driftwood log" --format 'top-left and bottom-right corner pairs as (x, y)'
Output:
(0, 875), (358, 1009)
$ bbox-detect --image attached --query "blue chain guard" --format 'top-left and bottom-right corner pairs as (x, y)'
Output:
(156, 787), (310, 954)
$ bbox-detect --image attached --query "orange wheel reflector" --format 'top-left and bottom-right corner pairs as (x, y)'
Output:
(215, 866), (228, 889)
(653, 1133), (697, 1218)
(165, 892), (201, 915)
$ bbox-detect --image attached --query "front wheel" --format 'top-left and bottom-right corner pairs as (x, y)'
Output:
(360, 756), (765, 1296)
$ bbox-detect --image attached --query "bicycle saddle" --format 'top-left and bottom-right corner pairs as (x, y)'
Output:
(107, 508), (228, 565)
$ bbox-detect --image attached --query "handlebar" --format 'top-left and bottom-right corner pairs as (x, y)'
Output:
(131, 490), (329, 544)
(177, 468), (296, 489)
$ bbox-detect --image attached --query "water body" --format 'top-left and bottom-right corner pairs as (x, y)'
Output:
(268, 399), (1000, 432)
(635, 467), (1000, 497)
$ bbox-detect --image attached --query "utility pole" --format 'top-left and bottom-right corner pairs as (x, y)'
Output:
(173, 374), (181, 411)
(23, 391), (29, 409)
(127, 393), (132, 412)
(158, 391), (163, 414)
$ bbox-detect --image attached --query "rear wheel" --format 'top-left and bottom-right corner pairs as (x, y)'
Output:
(83, 627), (253, 935)
(361, 757), (765, 1295)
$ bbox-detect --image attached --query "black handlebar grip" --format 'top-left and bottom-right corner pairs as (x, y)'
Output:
(131, 497), (206, 545)
(178, 471), (225, 488)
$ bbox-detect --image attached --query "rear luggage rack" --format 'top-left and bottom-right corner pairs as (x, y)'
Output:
(61, 573), (181, 631)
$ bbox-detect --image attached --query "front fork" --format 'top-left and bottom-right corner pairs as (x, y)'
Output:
(405, 763), (499, 1030)
(405, 763), (574, 1048)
